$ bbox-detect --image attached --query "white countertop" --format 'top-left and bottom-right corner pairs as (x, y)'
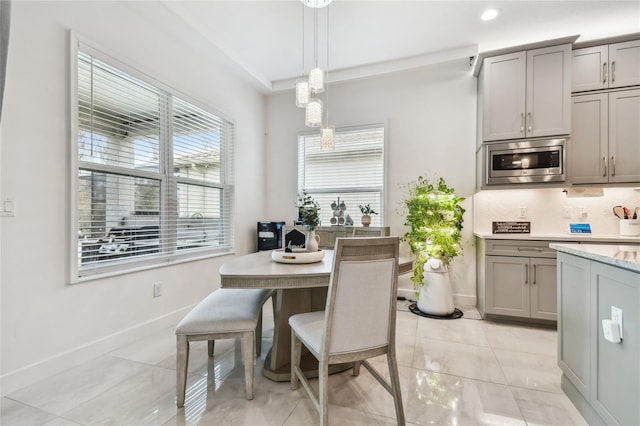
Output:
(474, 231), (640, 243)
(550, 243), (640, 273)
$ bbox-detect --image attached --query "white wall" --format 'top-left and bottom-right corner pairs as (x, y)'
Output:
(265, 58), (478, 305)
(0, 1), (265, 394)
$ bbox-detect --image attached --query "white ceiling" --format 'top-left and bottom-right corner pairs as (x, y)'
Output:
(151, 1), (640, 93)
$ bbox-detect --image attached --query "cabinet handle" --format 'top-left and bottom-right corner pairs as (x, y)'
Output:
(532, 264), (537, 285)
(602, 157), (607, 177)
(603, 62), (607, 85)
(611, 156), (616, 176)
(524, 264), (529, 285)
(527, 112), (532, 133)
(611, 61), (616, 83)
(520, 113), (525, 133)
(517, 247), (543, 252)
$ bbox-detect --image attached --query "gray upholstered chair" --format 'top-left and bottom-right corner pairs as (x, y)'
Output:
(175, 288), (274, 408)
(289, 237), (404, 425)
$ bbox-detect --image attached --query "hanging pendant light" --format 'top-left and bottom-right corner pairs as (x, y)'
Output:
(321, 125), (334, 150)
(295, 2), (308, 108)
(300, 0), (332, 8)
(296, 78), (309, 107)
(305, 98), (323, 127)
(320, 4), (333, 150)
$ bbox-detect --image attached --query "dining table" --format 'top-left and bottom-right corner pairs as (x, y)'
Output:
(219, 248), (413, 382)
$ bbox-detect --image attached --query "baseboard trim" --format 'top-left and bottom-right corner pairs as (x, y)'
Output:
(0, 306), (193, 396)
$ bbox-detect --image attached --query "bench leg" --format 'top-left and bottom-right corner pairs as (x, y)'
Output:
(176, 335), (190, 408)
(242, 331), (254, 400)
(208, 340), (214, 357)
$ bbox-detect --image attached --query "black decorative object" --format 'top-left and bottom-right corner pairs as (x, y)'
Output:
(284, 228), (306, 252)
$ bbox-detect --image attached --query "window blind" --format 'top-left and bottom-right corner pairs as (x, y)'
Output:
(298, 125), (385, 226)
(75, 44), (234, 278)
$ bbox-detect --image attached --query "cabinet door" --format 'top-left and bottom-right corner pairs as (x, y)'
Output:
(570, 93), (608, 184)
(557, 253), (591, 400)
(590, 262), (640, 426)
(526, 44), (572, 138)
(486, 256), (529, 318)
(609, 40), (640, 88)
(609, 89), (640, 183)
(482, 52), (526, 141)
(572, 45), (608, 92)
(530, 258), (557, 320)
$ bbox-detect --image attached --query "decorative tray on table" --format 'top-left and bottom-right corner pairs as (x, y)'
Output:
(271, 249), (325, 264)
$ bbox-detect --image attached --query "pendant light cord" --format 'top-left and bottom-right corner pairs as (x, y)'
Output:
(301, 1), (305, 76)
(325, 4), (329, 124)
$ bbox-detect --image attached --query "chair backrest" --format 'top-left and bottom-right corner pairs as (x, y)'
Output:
(322, 236), (399, 356)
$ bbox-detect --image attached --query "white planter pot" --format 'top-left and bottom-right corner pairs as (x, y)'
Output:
(417, 258), (455, 316)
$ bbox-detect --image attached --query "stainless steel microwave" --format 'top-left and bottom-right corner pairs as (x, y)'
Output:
(486, 138), (566, 185)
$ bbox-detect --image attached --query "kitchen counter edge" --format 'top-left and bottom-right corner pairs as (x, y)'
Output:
(550, 243), (640, 273)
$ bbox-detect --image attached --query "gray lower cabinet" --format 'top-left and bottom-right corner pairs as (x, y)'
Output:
(479, 239), (561, 321)
(557, 252), (640, 425)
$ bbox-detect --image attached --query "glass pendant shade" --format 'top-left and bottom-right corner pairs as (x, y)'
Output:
(300, 0), (333, 8)
(308, 67), (325, 93)
(321, 125), (335, 150)
(295, 79), (310, 108)
(305, 98), (323, 127)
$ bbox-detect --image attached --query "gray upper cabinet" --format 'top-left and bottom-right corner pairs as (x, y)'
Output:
(570, 89), (640, 184)
(572, 40), (640, 92)
(482, 44), (571, 142)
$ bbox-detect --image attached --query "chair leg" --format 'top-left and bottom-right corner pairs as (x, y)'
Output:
(290, 331), (302, 390)
(319, 360), (329, 426)
(387, 352), (405, 426)
(255, 307), (263, 357)
(176, 335), (190, 408)
(207, 340), (214, 357)
(242, 331), (255, 400)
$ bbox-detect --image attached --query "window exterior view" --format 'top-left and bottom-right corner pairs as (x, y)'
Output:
(75, 45), (234, 279)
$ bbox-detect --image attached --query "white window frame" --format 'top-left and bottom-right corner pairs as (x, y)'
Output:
(297, 123), (387, 227)
(69, 34), (235, 283)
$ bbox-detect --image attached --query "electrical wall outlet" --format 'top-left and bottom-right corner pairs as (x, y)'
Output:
(562, 206), (572, 219)
(611, 306), (623, 339)
(153, 282), (162, 298)
(519, 207), (528, 218)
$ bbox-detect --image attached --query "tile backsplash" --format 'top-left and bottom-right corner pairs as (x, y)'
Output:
(473, 187), (640, 236)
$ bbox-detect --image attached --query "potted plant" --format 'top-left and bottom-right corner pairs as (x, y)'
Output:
(358, 204), (378, 227)
(401, 176), (465, 316)
(297, 190), (321, 251)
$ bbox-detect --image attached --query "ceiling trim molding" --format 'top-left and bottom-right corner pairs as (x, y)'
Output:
(271, 44), (478, 92)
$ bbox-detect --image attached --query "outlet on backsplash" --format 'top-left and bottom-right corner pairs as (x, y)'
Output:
(519, 207), (528, 219)
(562, 206), (572, 219)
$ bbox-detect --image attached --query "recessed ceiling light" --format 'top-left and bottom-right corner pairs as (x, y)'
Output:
(481, 9), (499, 21)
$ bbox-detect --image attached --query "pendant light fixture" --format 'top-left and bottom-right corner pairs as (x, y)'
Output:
(320, 5), (334, 151)
(296, 0), (333, 141)
(295, 3), (309, 108)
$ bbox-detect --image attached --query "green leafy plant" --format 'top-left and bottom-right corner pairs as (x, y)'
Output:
(358, 204), (378, 216)
(401, 176), (465, 288)
(296, 190), (320, 230)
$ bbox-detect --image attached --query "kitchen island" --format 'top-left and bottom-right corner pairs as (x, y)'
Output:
(552, 243), (640, 426)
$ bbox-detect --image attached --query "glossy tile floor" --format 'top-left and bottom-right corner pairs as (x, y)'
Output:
(1, 301), (587, 426)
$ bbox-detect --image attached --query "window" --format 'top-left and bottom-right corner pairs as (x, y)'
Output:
(73, 42), (234, 279)
(298, 125), (385, 227)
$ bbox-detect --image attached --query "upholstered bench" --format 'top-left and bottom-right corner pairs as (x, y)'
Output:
(175, 288), (275, 407)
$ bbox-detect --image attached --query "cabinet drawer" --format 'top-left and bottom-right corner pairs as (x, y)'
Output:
(486, 240), (558, 258)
